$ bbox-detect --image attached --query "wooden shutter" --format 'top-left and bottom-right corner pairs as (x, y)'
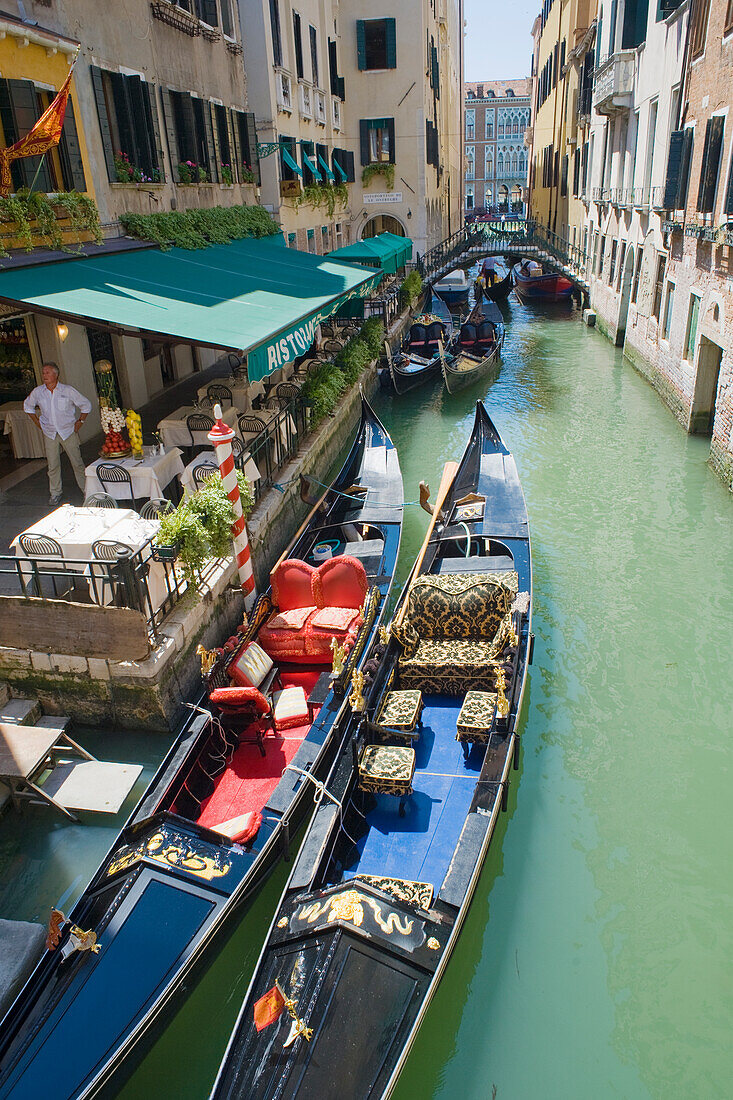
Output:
(359, 119), (370, 165)
(58, 94), (87, 191)
(356, 20), (366, 70)
(690, 0), (711, 59)
(173, 90), (197, 163)
(663, 130), (684, 209)
(385, 18), (396, 68)
(293, 12), (304, 79)
(160, 88), (179, 168)
(209, 101), (221, 180)
(143, 83), (166, 181)
(310, 25), (318, 85)
(344, 149), (355, 182)
(560, 154), (568, 197)
(243, 112), (259, 184)
(127, 75), (156, 179)
(386, 118), (395, 164)
(697, 115), (724, 213)
(431, 44), (439, 96)
(572, 148), (580, 196)
(724, 149), (733, 215)
(224, 108), (236, 177)
(328, 39), (338, 95)
(89, 66), (117, 182)
(230, 108), (242, 182)
(0, 78), (53, 190)
(201, 97), (218, 180)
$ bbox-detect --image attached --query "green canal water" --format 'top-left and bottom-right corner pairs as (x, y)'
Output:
(8, 294), (732, 1098)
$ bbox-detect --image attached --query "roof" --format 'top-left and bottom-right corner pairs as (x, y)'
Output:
(0, 235), (381, 381)
(465, 78), (531, 101)
(327, 232), (412, 275)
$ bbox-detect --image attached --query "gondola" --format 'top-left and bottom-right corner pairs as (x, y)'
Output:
(432, 268), (469, 307)
(479, 259), (513, 302)
(441, 300), (504, 394)
(210, 401), (532, 1100)
(512, 259), (573, 301)
(0, 397), (403, 1100)
(384, 292), (453, 395)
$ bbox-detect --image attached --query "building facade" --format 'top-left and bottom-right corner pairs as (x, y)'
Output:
(464, 79), (531, 216)
(243, 0), (464, 257)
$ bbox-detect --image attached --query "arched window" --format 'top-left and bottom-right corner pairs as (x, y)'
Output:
(485, 147), (493, 176)
(497, 151), (504, 176)
(465, 147), (474, 179)
(465, 185), (474, 209)
(484, 185), (493, 206)
(511, 152), (518, 174)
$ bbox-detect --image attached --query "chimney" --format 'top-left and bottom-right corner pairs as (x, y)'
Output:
(477, 84), (484, 97)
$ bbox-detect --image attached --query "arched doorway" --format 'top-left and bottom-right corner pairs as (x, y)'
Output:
(510, 183), (522, 212)
(498, 184), (509, 212)
(690, 336), (723, 434)
(617, 245), (634, 346)
(361, 214), (407, 239)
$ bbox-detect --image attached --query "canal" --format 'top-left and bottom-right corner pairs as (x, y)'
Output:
(113, 292), (730, 1098)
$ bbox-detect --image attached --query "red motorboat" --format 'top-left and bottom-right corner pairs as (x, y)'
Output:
(512, 259), (573, 301)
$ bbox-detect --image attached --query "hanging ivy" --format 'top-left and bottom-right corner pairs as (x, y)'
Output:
(295, 182), (349, 217)
(0, 189), (102, 258)
(361, 163), (395, 191)
(119, 204), (279, 250)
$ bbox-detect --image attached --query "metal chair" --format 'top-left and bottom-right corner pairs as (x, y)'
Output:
(186, 413), (215, 457)
(96, 463), (137, 509)
(18, 533), (70, 598)
(141, 498), (175, 520)
(230, 363), (248, 384)
(83, 493), (118, 509)
(207, 383), (233, 407)
(231, 436), (245, 468)
(238, 414), (267, 436)
(91, 540), (134, 606)
(192, 462), (219, 490)
(276, 382), (301, 402)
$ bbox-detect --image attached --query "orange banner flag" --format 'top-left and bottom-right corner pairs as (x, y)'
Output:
(253, 982), (286, 1032)
(0, 60), (76, 195)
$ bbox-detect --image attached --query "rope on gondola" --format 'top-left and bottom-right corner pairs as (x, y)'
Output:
(283, 764), (362, 850)
(272, 471), (421, 507)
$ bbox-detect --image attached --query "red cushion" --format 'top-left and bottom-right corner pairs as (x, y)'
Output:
(209, 810), (263, 845)
(271, 559), (316, 611)
(309, 606), (361, 633)
(313, 555), (368, 609)
(258, 622), (308, 658)
(209, 686), (271, 715)
(266, 606), (316, 631)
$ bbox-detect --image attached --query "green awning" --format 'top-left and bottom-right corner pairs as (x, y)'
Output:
(302, 151), (321, 180)
(327, 232), (412, 275)
(281, 147), (303, 177)
(317, 153), (335, 182)
(0, 237), (381, 381)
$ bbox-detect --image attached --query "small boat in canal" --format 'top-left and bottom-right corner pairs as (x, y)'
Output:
(512, 259), (573, 301)
(209, 401), (532, 1100)
(384, 292), (453, 395)
(441, 300), (504, 394)
(432, 267), (469, 307)
(479, 259), (513, 302)
(0, 397), (403, 1100)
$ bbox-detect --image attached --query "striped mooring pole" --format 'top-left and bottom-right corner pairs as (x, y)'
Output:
(208, 404), (257, 611)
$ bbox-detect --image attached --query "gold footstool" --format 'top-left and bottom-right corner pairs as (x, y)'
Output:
(358, 744), (415, 816)
(375, 689), (424, 741)
(456, 690), (497, 755)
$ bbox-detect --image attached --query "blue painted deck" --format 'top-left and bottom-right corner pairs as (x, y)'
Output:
(344, 696), (484, 891)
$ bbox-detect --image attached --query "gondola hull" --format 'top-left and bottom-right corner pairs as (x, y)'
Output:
(512, 264), (573, 301)
(0, 399), (404, 1100)
(212, 403), (532, 1100)
(483, 268), (513, 301)
(442, 300), (505, 394)
(385, 292), (453, 395)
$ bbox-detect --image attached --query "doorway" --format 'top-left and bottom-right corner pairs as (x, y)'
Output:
(616, 245), (634, 346)
(690, 336), (723, 434)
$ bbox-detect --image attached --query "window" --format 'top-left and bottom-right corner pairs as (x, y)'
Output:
(332, 147), (355, 182)
(485, 147), (493, 177)
(90, 68), (163, 184)
(293, 12), (304, 80)
(165, 90), (214, 178)
(301, 139), (318, 184)
(195, 0), (218, 26)
(212, 102), (233, 179)
(269, 0), (283, 66)
(359, 118), (395, 164)
(573, 148), (581, 196)
(662, 281), (675, 340)
(310, 25), (319, 86)
(690, 0), (711, 59)
(332, 98), (341, 129)
(356, 18), (396, 70)
(643, 98), (658, 203)
(697, 115), (724, 214)
(466, 185), (474, 209)
(232, 109), (260, 184)
(617, 241), (627, 289)
(314, 90), (326, 124)
(278, 135), (299, 181)
(651, 254), (666, 319)
(0, 77), (87, 191)
(725, 146), (733, 215)
(306, 227), (315, 253)
(663, 128), (694, 210)
(484, 184), (493, 205)
(466, 146), (474, 178)
(609, 239), (617, 284)
(631, 248), (643, 303)
(466, 109), (475, 140)
(328, 39), (345, 99)
(220, 0), (234, 37)
(684, 293), (700, 360)
(276, 71), (292, 111)
(560, 154), (568, 197)
(287, 232), (296, 248)
(485, 111), (494, 139)
(598, 234), (606, 275)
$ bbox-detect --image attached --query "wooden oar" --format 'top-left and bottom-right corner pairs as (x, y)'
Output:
(393, 459), (458, 628)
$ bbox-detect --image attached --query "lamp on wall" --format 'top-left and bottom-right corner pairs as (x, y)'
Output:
(407, 209), (412, 219)
(57, 320), (69, 342)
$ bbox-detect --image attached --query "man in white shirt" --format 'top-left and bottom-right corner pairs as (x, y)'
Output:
(24, 362), (93, 504)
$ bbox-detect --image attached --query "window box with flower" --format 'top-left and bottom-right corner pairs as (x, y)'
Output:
(114, 151), (162, 185)
(177, 161), (210, 185)
(240, 164), (256, 185)
(220, 164), (234, 186)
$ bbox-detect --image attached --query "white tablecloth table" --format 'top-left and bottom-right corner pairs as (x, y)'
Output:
(195, 383), (252, 413)
(84, 448), (184, 503)
(157, 405), (240, 449)
(11, 506), (169, 609)
(0, 401), (46, 459)
(179, 449), (260, 497)
(239, 405), (296, 465)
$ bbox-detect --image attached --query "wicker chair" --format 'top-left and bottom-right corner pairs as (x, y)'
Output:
(276, 382), (301, 402)
(207, 383), (233, 407)
(96, 463), (136, 509)
(238, 414), (267, 436)
(192, 462), (219, 490)
(17, 533), (70, 597)
(83, 493), (118, 509)
(91, 540), (134, 605)
(141, 498), (174, 520)
(186, 413), (215, 457)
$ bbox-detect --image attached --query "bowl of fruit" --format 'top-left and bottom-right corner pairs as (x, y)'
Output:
(125, 409), (143, 458)
(100, 406), (131, 458)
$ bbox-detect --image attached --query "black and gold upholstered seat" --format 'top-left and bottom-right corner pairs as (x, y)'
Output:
(358, 743), (415, 816)
(374, 689), (423, 741)
(456, 690), (497, 746)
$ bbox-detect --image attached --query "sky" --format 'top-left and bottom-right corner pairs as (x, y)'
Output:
(464, 0), (537, 82)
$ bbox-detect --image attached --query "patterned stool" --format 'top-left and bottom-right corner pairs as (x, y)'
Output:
(456, 690), (497, 757)
(358, 744), (415, 816)
(375, 689), (424, 741)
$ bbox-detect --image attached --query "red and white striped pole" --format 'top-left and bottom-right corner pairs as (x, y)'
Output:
(208, 404), (257, 611)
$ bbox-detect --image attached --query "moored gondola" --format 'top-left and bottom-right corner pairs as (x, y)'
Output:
(512, 259), (573, 301)
(441, 300), (505, 394)
(0, 397), (403, 1100)
(384, 292), (453, 395)
(211, 401), (532, 1100)
(479, 259), (513, 302)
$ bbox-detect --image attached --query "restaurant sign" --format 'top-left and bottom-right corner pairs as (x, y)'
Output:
(363, 192), (403, 204)
(247, 273), (383, 381)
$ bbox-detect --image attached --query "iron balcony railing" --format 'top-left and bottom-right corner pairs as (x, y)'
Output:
(245, 394), (310, 503)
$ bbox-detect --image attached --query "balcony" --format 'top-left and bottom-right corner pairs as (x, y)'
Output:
(275, 70), (292, 113)
(593, 50), (635, 115)
(314, 90), (326, 126)
(299, 81), (312, 119)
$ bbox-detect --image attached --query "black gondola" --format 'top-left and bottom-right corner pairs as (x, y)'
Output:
(384, 292), (453, 395)
(441, 300), (504, 394)
(479, 259), (513, 302)
(211, 401), (532, 1100)
(0, 397), (403, 1100)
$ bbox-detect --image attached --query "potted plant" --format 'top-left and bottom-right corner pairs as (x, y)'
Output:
(221, 163), (233, 186)
(177, 161), (195, 184)
(153, 471), (254, 580)
(241, 163), (255, 184)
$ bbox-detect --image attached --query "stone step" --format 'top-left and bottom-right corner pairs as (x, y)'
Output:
(0, 698), (42, 726)
(35, 715), (72, 733)
(0, 683), (8, 707)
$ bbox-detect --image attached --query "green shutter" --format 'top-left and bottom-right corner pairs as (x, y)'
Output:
(697, 115), (724, 213)
(345, 150), (355, 182)
(385, 18), (396, 68)
(359, 119), (370, 165)
(202, 98), (218, 181)
(89, 66), (117, 182)
(387, 118), (395, 164)
(230, 108), (242, 181)
(678, 127), (693, 208)
(356, 20), (366, 70)
(663, 130), (684, 209)
(210, 102), (222, 181)
(144, 83), (166, 181)
(58, 94), (87, 191)
(724, 149), (733, 215)
(160, 88), (178, 168)
(244, 112), (260, 185)
(224, 107), (236, 177)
